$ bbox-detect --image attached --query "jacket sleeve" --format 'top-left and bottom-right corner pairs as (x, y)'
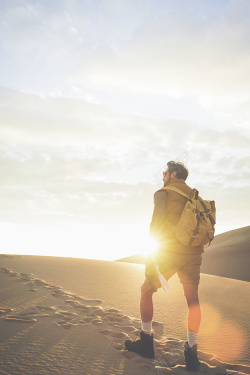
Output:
(150, 190), (168, 239)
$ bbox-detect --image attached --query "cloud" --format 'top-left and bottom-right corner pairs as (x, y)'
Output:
(0, 145), (156, 225)
(79, 9), (249, 102)
(1, 0), (249, 108)
(0, 87), (249, 232)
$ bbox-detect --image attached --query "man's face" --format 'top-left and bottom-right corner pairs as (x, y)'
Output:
(163, 168), (176, 186)
(163, 169), (170, 186)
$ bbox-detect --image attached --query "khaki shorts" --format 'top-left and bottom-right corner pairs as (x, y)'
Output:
(157, 251), (202, 285)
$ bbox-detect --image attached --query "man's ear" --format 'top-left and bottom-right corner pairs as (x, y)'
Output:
(171, 171), (176, 179)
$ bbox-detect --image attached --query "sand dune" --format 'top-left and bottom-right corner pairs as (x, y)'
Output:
(201, 226), (250, 282)
(0, 254), (249, 374)
(118, 226), (250, 282)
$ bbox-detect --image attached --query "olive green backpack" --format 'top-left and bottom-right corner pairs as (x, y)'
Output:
(162, 186), (216, 247)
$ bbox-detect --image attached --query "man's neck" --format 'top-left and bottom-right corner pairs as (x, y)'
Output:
(164, 178), (185, 187)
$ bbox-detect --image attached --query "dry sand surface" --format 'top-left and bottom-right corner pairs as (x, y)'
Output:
(0, 254), (250, 375)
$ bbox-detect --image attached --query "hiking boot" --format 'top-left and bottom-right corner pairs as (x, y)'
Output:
(124, 330), (154, 358)
(184, 342), (200, 372)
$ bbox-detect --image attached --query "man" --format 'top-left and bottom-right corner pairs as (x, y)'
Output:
(125, 161), (203, 372)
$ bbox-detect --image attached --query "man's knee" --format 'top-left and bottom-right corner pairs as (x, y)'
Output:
(186, 296), (200, 307)
(142, 277), (162, 295)
(141, 277), (161, 296)
(141, 279), (153, 296)
(183, 284), (200, 306)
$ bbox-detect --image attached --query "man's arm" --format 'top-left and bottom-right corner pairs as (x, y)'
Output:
(145, 190), (168, 285)
(150, 190), (168, 240)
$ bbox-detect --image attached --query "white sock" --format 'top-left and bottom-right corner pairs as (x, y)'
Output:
(141, 321), (152, 335)
(188, 330), (198, 347)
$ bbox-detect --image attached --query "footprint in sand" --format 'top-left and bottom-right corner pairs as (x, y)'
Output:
(0, 308), (14, 315)
(81, 299), (103, 306)
(20, 273), (32, 281)
(122, 325), (137, 333)
(54, 310), (78, 319)
(0, 267), (16, 275)
(65, 300), (80, 307)
(87, 318), (102, 325)
(56, 321), (75, 329)
(4, 316), (37, 323)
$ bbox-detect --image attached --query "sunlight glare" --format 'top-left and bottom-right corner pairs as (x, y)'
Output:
(0, 222), (159, 261)
(140, 235), (158, 258)
(199, 303), (246, 362)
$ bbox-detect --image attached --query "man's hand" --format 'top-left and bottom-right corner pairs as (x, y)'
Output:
(145, 275), (161, 293)
(145, 253), (161, 292)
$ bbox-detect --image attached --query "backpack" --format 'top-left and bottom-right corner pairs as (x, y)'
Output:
(162, 186), (216, 247)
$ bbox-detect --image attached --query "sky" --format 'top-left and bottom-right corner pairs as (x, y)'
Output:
(0, 0), (250, 260)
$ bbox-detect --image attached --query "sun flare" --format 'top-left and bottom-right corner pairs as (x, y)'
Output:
(141, 235), (159, 258)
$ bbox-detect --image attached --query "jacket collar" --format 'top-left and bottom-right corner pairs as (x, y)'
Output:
(165, 178), (186, 187)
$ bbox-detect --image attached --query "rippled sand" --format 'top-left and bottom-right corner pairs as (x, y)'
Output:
(0, 255), (249, 374)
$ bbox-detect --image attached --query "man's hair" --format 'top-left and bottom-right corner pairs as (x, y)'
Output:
(167, 161), (189, 180)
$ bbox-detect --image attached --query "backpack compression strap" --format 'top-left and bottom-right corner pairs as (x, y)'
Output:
(162, 186), (216, 227)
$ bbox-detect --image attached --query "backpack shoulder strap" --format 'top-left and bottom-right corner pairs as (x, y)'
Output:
(160, 186), (191, 199)
(160, 186), (199, 200)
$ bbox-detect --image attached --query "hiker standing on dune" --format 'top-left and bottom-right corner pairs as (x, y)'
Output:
(125, 161), (216, 372)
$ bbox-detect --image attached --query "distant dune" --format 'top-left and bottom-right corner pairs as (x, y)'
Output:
(117, 226), (250, 282)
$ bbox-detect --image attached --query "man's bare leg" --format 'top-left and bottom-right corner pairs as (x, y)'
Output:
(140, 278), (161, 335)
(140, 278), (154, 323)
(182, 283), (201, 343)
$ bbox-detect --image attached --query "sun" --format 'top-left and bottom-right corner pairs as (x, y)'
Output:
(138, 233), (159, 258)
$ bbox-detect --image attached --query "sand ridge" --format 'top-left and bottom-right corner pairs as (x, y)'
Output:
(1, 262), (250, 375)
